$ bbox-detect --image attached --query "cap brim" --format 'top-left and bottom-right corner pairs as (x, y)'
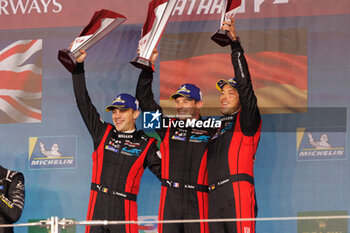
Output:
(105, 105), (127, 112)
(216, 79), (229, 91)
(216, 79), (237, 91)
(170, 93), (193, 100)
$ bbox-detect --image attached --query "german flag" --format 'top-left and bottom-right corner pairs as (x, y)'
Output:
(159, 28), (307, 115)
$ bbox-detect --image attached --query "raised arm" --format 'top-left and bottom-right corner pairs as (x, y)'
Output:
(223, 18), (261, 136)
(136, 49), (162, 112)
(136, 49), (168, 139)
(71, 50), (106, 148)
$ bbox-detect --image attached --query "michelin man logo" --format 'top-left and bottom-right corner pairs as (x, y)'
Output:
(143, 110), (162, 129)
(307, 133), (331, 149)
(39, 142), (62, 157)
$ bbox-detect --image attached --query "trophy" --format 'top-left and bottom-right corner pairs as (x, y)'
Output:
(58, 9), (127, 72)
(211, 0), (241, 47)
(130, 0), (178, 72)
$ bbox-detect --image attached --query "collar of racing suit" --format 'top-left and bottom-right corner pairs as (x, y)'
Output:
(220, 111), (239, 123)
(113, 128), (136, 139)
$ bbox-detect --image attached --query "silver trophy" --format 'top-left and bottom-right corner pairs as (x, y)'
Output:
(130, 0), (178, 72)
(58, 9), (127, 72)
(211, 0), (241, 47)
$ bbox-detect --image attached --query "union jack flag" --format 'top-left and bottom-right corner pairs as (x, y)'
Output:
(0, 39), (42, 124)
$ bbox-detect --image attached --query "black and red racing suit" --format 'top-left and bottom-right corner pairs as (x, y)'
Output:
(207, 40), (262, 233)
(0, 166), (25, 233)
(72, 63), (161, 233)
(136, 70), (216, 233)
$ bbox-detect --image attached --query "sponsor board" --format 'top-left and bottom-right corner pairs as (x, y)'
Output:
(29, 136), (77, 169)
(138, 215), (158, 233)
(1, 0), (350, 30)
(297, 211), (348, 233)
(296, 128), (346, 161)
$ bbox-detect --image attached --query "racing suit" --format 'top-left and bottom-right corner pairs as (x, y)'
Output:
(207, 40), (262, 233)
(0, 166), (25, 233)
(72, 63), (161, 233)
(136, 71), (216, 233)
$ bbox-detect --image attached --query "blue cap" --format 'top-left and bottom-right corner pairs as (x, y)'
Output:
(105, 93), (139, 111)
(170, 83), (202, 101)
(216, 78), (237, 91)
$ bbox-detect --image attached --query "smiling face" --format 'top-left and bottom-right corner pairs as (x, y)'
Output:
(220, 84), (240, 115)
(174, 96), (202, 120)
(111, 108), (139, 132)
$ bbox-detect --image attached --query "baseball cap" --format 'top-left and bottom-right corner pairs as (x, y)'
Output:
(216, 78), (237, 91)
(170, 83), (202, 101)
(105, 93), (139, 111)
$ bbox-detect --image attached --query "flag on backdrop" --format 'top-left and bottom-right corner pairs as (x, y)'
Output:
(0, 39), (42, 123)
(159, 28), (307, 114)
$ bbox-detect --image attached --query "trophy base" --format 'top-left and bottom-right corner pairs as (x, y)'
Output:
(130, 57), (155, 72)
(58, 49), (77, 72)
(211, 29), (234, 47)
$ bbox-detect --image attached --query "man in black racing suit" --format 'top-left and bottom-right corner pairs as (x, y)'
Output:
(70, 50), (161, 233)
(136, 51), (217, 233)
(0, 166), (25, 233)
(207, 18), (262, 233)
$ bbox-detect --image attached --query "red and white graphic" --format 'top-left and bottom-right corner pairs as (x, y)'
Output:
(138, 0), (177, 60)
(0, 39), (42, 124)
(224, 0), (242, 21)
(70, 9), (126, 55)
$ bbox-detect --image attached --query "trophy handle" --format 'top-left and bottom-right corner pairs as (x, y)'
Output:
(211, 29), (234, 47)
(58, 49), (77, 72)
(130, 56), (155, 72)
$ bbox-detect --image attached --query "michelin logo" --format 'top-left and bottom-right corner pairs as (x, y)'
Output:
(29, 136), (77, 169)
(297, 128), (346, 161)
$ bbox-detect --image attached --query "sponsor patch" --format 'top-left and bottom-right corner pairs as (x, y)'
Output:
(121, 147), (142, 156)
(125, 140), (140, 147)
(189, 135), (210, 143)
(191, 129), (208, 135)
(105, 145), (119, 153)
(171, 135), (186, 141)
